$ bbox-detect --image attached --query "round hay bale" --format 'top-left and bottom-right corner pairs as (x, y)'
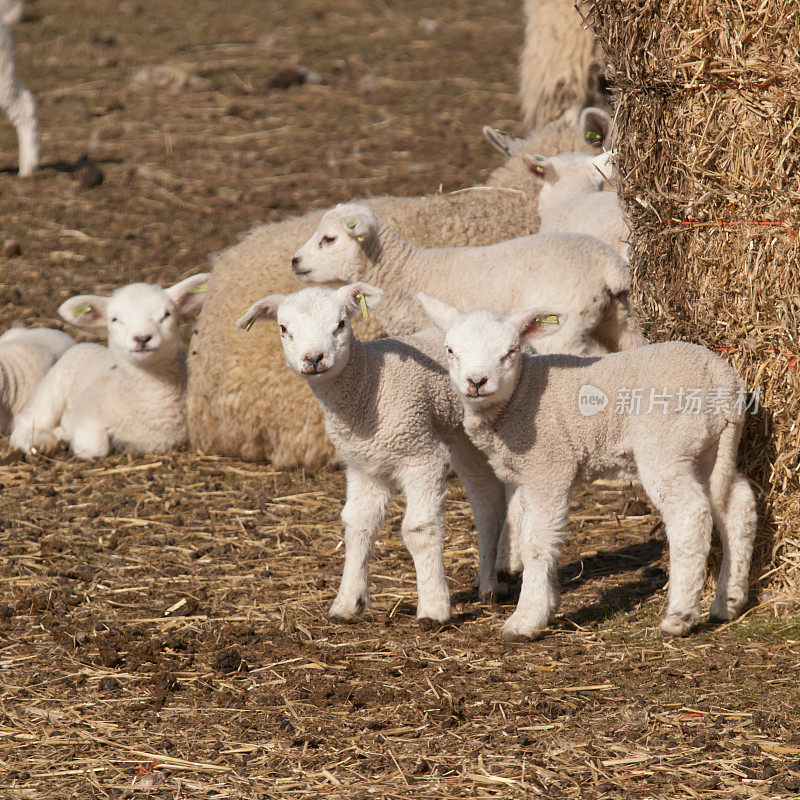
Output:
(589, 0), (800, 596)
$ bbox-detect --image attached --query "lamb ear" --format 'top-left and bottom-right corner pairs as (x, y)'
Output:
(522, 153), (557, 182)
(165, 273), (211, 316)
(59, 295), (109, 329)
(340, 212), (376, 244)
(337, 282), (383, 318)
(416, 293), (463, 332)
(580, 107), (614, 149)
(237, 294), (284, 331)
(506, 307), (566, 341)
(482, 125), (523, 157)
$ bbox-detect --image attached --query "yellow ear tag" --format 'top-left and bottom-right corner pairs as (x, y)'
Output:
(345, 219), (357, 229)
(240, 309), (257, 331)
(537, 315), (559, 324)
(73, 305), (92, 318)
(357, 235), (365, 243)
(357, 292), (368, 319)
(189, 284), (207, 294)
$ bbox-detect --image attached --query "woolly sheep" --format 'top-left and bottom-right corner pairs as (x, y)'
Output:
(519, 0), (608, 131)
(187, 109), (616, 464)
(0, 326), (74, 434)
(0, 0), (40, 176)
(238, 283), (507, 623)
(11, 275), (209, 458)
(527, 149), (630, 259)
(292, 202), (640, 355)
(418, 294), (758, 640)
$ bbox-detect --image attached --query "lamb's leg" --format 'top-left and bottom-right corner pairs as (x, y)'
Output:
(10, 365), (69, 453)
(501, 486), (569, 641)
(710, 472), (757, 622)
(449, 435), (507, 599)
(636, 457), (713, 637)
(329, 466), (391, 621)
(496, 483), (524, 582)
(398, 463), (451, 626)
(69, 418), (111, 459)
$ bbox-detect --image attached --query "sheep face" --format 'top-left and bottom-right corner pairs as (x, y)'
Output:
(58, 274), (209, 368)
(238, 283), (383, 381)
(291, 203), (379, 284)
(417, 293), (564, 408)
(524, 150), (613, 207)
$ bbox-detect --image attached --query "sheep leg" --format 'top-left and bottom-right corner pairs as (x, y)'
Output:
(70, 418), (111, 459)
(501, 486), (568, 641)
(495, 483), (524, 582)
(398, 464), (451, 626)
(329, 466), (391, 621)
(449, 436), (507, 599)
(636, 456), (712, 637)
(709, 472), (757, 622)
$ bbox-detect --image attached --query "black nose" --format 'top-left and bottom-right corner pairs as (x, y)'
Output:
(305, 353), (324, 367)
(135, 335), (152, 347)
(468, 376), (488, 389)
(291, 256), (300, 268)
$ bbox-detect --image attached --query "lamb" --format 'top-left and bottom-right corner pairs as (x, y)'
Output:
(292, 201), (641, 355)
(0, 326), (74, 433)
(528, 149), (630, 259)
(418, 293), (758, 640)
(519, 0), (608, 131)
(237, 283), (507, 623)
(11, 274), (209, 459)
(187, 107), (614, 465)
(0, 0), (40, 176)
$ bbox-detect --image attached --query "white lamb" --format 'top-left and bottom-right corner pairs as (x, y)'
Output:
(418, 293), (758, 640)
(292, 202), (642, 355)
(0, 326), (74, 433)
(237, 283), (508, 624)
(0, 0), (40, 176)
(11, 274), (209, 459)
(528, 149), (630, 259)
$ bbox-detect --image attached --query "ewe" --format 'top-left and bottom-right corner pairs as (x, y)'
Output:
(292, 202), (641, 354)
(238, 283), (508, 625)
(11, 275), (209, 459)
(0, 0), (39, 175)
(0, 327), (74, 433)
(418, 294), (757, 640)
(188, 107), (614, 465)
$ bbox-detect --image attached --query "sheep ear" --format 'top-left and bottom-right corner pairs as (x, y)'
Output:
(340, 212), (375, 244)
(337, 282), (383, 318)
(580, 107), (614, 149)
(522, 153), (556, 182)
(591, 149), (614, 180)
(416, 293), (462, 332)
(482, 125), (523, 157)
(236, 295), (284, 331)
(165, 273), (211, 316)
(59, 295), (109, 329)
(507, 307), (566, 341)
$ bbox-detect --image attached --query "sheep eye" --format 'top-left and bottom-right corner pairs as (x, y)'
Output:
(336, 319), (345, 331)
(279, 324), (288, 335)
(162, 310), (172, 321)
(111, 317), (118, 323)
(502, 345), (519, 361)
(320, 235), (337, 246)
(446, 346), (454, 356)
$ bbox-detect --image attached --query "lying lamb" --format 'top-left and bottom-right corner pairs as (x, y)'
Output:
(0, 326), (74, 433)
(527, 149), (629, 259)
(418, 293), (758, 640)
(11, 274), (209, 458)
(238, 283), (508, 624)
(0, 0), (40, 176)
(292, 202), (643, 354)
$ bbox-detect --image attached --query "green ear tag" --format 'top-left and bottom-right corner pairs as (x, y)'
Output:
(357, 235), (365, 243)
(585, 131), (602, 142)
(537, 315), (559, 324)
(240, 309), (256, 331)
(357, 292), (368, 319)
(345, 219), (357, 229)
(189, 284), (207, 294)
(494, 128), (509, 135)
(73, 305), (92, 318)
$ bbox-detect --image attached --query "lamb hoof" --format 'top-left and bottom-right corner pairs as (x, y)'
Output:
(417, 617), (445, 632)
(328, 596), (367, 621)
(709, 596), (744, 623)
(659, 612), (696, 638)
(500, 615), (546, 642)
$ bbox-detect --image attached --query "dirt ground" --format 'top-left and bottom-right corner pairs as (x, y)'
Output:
(1, 1), (798, 798)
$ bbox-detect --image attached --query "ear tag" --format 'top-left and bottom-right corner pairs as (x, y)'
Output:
(240, 309), (257, 332)
(585, 131), (602, 142)
(356, 292), (368, 319)
(73, 305), (92, 318)
(345, 219), (357, 229)
(357, 235), (365, 243)
(189, 284), (207, 294)
(536, 315), (559, 324)
(534, 154), (546, 162)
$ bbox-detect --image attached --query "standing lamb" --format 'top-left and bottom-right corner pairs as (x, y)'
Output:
(418, 293), (758, 640)
(519, 0), (608, 132)
(291, 202), (641, 354)
(0, 326), (74, 433)
(0, 0), (40, 176)
(187, 108), (614, 465)
(11, 274), (209, 458)
(527, 149), (629, 259)
(237, 283), (507, 623)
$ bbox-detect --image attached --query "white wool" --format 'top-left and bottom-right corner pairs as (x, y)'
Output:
(11, 275), (209, 459)
(419, 294), (758, 640)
